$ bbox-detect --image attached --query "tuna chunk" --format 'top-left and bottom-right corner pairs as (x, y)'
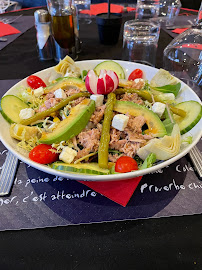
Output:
(124, 129), (147, 143)
(45, 91), (55, 100)
(131, 79), (145, 90)
(76, 128), (101, 159)
(44, 98), (60, 109)
(119, 93), (144, 105)
(109, 138), (128, 151)
(76, 148), (91, 159)
(108, 153), (122, 163)
(120, 141), (142, 157)
(127, 115), (146, 133)
(65, 87), (80, 96)
(108, 115), (152, 157)
(90, 105), (106, 125)
(109, 130), (141, 157)
(110, 128), (121, 143)
(70, 97), (86, 107)
(38, 97), (60, 112)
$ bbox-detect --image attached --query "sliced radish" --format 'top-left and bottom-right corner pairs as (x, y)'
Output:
(85, 70), (98, 94)
(97, 77), (105, 94)
(105, 74), (114, 94)
(85, 69), (119, 95)
(107, 70), (119, 91)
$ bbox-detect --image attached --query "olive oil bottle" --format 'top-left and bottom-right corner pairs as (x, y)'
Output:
(46, 0), (77, 61)
(51, 14), (75, 50)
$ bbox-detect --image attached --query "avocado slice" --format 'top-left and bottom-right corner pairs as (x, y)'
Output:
(114, 101), (167, 137)
(39, 99), (95, 144)
(94, 61), (125, 79)
(44, 77), (86, 94)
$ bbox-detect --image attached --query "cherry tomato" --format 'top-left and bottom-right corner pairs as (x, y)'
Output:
(29, 144), (59, 164)
(27, 75), (46, 89)
(128, 69), (143, 81)
(115, 156), (138, 173)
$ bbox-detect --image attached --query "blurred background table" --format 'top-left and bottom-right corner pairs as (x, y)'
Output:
(7, 0), (202, 10)
(0, 5), (202, 270)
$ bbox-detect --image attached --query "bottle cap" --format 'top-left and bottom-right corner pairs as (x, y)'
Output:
(34, 9), (50, 23)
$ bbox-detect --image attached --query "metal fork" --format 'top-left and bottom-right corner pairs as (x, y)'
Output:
(0, 151), (18, 196)
(0, 14), (22, 24)
(189, 145), (202, 179)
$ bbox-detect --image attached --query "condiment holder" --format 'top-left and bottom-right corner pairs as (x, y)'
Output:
(96, 0), (122, 45)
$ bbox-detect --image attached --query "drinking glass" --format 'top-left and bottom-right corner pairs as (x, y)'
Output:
(196, 2), (202, 25)
(135, 0), (160, 20)
(158, 0), (181, 26)
(46, 0), (77, 61)
(73, 0), (91, 24)
(163, 18), (202, 87)
(122, 20), (160, 67)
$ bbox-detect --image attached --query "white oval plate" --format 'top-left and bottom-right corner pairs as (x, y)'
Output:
(0, 60), (201, 181)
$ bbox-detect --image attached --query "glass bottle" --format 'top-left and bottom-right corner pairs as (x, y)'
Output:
(71, 3), (82, 54)
(46, 0), (77, 62)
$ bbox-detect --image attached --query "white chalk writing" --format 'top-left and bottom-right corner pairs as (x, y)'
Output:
(176, 164), (195, 173)
(0, 196), (18, 206)
(140, 179), (185, 193)
(51, 190), (97, 201)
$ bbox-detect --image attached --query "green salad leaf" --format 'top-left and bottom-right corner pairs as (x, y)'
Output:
(182, 136), (193, 144)
(163, 106), (175, 136)
(139, 153), (157, 170)
(110, 164), (119, 174)
(151, 82), (181, 97)
(163, 119), (175, 136)
(55, 77), (64, 82)
(81, 70), (88, 80)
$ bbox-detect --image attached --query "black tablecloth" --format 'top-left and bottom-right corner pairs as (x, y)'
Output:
(0, 7), (201, 270)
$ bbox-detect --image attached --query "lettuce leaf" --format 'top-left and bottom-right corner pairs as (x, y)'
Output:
(163, 119), (175, 136)
(139, 153), (156, 170)
(151, 82), (181, 97)
(182, 136), (193, 144)
(163, 106), (175, 136)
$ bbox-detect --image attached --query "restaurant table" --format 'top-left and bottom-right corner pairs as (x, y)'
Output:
(0, 6), (201, 270)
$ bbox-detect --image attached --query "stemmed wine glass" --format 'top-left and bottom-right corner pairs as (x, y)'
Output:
(163, 3), (202, 88)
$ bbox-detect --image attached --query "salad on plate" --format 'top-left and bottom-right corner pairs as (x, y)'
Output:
(0, 57), (201, 177)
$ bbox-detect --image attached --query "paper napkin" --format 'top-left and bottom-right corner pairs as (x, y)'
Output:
(80, 3), (124, 16)
(127, 7), (136, 12)
(172, 28), (188, 34)
(79, 176), (142, 207)
(0, 22), (21, 37)
(80, 4), (135, 16)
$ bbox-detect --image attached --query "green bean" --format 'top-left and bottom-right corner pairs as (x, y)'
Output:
(115, 88), (186, 118)
(20, 92), (90, 126)
(98, 93), (116, 169)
